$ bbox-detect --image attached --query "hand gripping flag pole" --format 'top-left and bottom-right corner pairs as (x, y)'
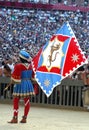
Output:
(32, 22), (88, 97)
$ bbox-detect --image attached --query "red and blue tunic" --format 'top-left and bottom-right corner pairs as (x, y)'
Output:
(11, 63), (34, 97)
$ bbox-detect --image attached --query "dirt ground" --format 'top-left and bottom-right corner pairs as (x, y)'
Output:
(0, 104), (89, 130)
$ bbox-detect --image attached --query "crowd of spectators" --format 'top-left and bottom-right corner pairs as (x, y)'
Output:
(0, 5), (89, 104)
(0, 7), (89, 66)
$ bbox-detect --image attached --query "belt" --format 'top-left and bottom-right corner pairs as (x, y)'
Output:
(22, 78), (31, 80)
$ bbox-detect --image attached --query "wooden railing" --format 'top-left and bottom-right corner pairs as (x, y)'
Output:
(0, 76), (88, 110)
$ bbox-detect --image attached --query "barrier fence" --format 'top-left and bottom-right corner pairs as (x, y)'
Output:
(0, 76), (88, 110)
(0, 1), (89, 12)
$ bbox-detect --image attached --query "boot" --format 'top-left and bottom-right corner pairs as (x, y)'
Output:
(20, 116), (27, 123)
(8, 116), (18, 123)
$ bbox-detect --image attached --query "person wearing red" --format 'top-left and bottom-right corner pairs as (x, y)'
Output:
(8, 50), (35, 123)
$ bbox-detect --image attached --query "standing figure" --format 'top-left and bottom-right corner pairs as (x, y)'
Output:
(8, 50), (35, 123)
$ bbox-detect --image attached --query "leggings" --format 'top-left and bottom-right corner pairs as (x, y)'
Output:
(13, 97), (30, 117)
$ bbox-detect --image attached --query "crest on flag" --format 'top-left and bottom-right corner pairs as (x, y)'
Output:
(32, 22), (88, 97)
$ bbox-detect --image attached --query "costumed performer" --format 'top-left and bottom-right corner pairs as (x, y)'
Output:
(8, 50), (35, 124)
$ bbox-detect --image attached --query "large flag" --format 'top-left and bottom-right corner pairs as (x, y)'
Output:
(32, 22), (88, 97)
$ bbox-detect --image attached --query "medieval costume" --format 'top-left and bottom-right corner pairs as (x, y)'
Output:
(8, 50), (35, 123)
